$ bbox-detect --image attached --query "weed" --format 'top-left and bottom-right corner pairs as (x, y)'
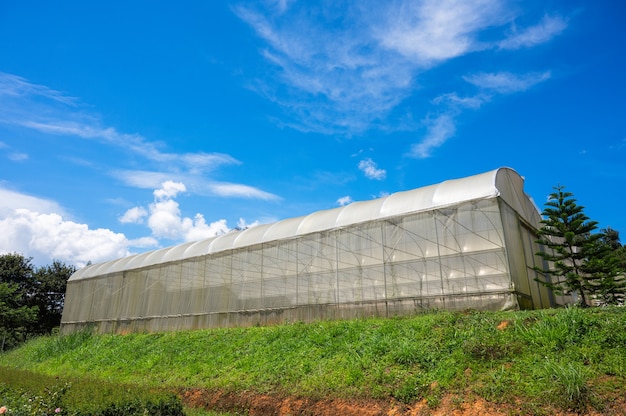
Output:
(544, 360), (592, 411)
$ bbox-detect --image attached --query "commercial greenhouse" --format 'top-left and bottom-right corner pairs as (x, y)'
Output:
(61, 167), (554, 334)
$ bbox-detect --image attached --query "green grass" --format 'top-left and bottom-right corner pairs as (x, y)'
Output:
(2, 307), (625, 414)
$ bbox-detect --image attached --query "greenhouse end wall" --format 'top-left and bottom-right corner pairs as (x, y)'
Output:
(60, 168), (553, 334)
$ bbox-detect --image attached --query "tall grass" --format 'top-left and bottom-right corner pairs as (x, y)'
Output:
(2, 307), (625, 413)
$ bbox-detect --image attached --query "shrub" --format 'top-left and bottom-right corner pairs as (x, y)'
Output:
(0, 367), (183, 416)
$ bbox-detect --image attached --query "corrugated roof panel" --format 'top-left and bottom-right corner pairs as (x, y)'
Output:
(207, 230), (240, 254)
(296, 207), (342, 235)
(161, 241), (196, 263)
(138, 247), (172, 268)
(68, 264), (97, 281)
(433, 170), (498, 207)
(380, 184), (438, 218)
(335, 198), (386, 227)
(233, 223), (273, 248)
(261, 216), (304, 242)
(183, 237), (216, 259)
(106, 255), (140, 275)
(122, 251), (154, 271)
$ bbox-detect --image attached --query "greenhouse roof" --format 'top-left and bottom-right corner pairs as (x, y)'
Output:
(70, 167), (540, 281)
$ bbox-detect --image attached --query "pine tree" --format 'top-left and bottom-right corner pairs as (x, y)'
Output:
(533, 185), (599, 306)
(583, 229), (626, 305)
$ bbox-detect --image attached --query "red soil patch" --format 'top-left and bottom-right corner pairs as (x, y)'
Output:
(180, 388), (624, 415)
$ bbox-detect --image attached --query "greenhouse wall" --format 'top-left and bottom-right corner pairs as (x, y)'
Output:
(60, 168), (554, 334)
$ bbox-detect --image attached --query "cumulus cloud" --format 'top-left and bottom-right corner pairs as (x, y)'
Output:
(237, 217), (260, 230)
(0, 208), (130, 268)
(0, 186), (132, 266)
(0, 181), (259, 267)
(0, 188), (67, 216)
(123, 181), (231, 242)
(358, 158), (386, 180)
(337, 196), (353, 206)
(119, 206), (148, 224)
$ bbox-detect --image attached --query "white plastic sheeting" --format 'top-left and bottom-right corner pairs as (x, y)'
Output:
(61, 168), (552, 334)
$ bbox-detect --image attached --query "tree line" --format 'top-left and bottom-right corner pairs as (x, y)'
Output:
(0, 254), (75, 350)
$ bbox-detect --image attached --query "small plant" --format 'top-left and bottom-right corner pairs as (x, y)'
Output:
(544, 361), (591, 411)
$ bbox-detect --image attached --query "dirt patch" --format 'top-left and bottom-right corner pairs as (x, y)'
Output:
(180, 388), (624, 415)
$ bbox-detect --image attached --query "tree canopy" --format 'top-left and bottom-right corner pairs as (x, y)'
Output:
(0, 253), (76, 350)
(534, 186), (625, 306)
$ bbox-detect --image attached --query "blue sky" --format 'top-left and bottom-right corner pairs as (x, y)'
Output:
(0, 0), (624, 267)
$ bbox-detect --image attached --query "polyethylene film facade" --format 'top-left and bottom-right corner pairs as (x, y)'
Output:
(61, 168), (554, 334)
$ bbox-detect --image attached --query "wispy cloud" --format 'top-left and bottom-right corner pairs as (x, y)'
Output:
(112, 169), (280, 200)
(0, 71), (278, 200)
(235, 1), (569, 154)
(19, 120), (239, 173)
(464, 71), (552, 93)
(410, 69), (551, 158)
(0, 72), (77, 106)
(358, 158), (387, 180)
(410, 114), (457, 159)
(499, 15), (567, 50)
(376, 0), (508, 65)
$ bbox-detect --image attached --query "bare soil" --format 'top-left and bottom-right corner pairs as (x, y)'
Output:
(180, 388), (626, 416)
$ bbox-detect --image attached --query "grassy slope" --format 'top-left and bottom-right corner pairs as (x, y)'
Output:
(2, 307), (625, 414)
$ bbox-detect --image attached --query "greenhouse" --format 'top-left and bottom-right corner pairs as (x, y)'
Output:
(61, 167), (555, 334)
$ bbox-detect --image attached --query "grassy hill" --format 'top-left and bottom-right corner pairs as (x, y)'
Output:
(2, 307), (625, 415)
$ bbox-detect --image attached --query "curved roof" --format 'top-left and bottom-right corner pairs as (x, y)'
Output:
(69, 167), (540, 281)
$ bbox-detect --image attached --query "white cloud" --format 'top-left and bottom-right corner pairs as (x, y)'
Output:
(433, 92), (487, 110)
(236, 2), (568, 159)
(19, 120), (240, 173)
(112, 170), (280, 201)
(208, 182), (280, 200)
(377, 0), (507, 65)
(337, 196), (353, 206)
(0, 187), (67, 216)
(0, 72), (76, 106)
(499, 15), (567, 50)
(409, 114), (457, 158)
(0, 208), (129, 268)
(237, 217), (260, 230)
(8, 152), (28, 161)
(234, 3), (417, 134)
(134, 181), (231, 242)
(119, 206), (148, 224)
(0, 186), (130, 266)
(154, 180), (186, 200)
(358, 158), (386, 180)
(234, 0), (520, 135)
(128, 236), (159, 248)
(0, 72), (278, 202)
(463, 71), (551, 93)
(0, 182), (246, 267)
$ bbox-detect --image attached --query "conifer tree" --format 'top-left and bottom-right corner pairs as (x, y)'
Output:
(533, 185), (599, 306)
(583, 229), (626, 305)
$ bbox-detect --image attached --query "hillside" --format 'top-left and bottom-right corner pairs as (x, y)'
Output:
(2, 307), (625, 415)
